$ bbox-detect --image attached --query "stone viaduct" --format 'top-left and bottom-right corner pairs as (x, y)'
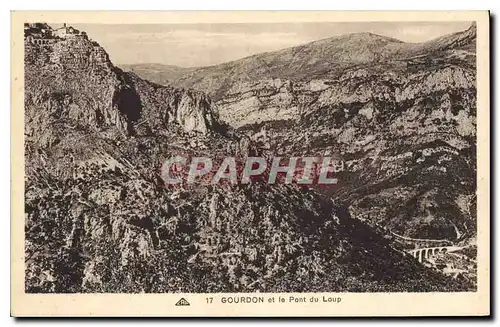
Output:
(408, 246), (464, 263)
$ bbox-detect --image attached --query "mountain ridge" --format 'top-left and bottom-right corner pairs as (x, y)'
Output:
(125, 23), (476, 99)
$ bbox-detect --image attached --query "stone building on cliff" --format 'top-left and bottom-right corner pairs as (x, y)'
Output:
(53, 23), (84, 39)
(25, 23), (88, 45)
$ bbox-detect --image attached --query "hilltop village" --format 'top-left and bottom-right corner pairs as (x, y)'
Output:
(24, 23), (109, 67)
(25, 23), (86, 45)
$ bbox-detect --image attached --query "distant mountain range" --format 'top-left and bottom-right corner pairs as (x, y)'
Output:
(121, 63), (196, 87)
(122, 23), (475, 101)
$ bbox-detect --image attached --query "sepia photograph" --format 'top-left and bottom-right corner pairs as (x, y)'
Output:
(11, 10), (490, 317)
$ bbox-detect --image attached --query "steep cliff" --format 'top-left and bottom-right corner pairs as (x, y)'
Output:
(24, 24), (474, 293)
(25, 34), (220, 149)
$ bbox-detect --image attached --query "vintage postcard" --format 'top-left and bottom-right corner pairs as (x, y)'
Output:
(11, 11), (490, 317)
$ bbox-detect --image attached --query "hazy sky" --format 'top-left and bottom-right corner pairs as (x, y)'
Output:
(66, 22), (472, 67)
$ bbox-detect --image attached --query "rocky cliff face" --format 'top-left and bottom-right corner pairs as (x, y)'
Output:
(24, 25), (229, 292)
(129, 24), (477, 243)
(24, 24), (474, 293)
(25, 35), (219, 148)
